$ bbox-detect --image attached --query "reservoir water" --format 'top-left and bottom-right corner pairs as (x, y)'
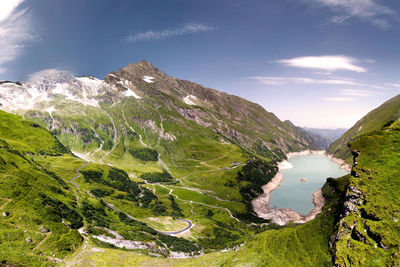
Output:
(269, 154), (348, 215)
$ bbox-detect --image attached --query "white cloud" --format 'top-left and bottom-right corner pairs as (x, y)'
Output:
(0, 0), (34, 75)
(125, 23), (215, 43)
(313, 0), (397, 29)
(386, 83), (400, 88)
(338, 89), (376, 96)
(276, 55), (366, 73)
(0, 0), (23, 22)
(324, 97), (356, 102)
(250, 76), (362, 86)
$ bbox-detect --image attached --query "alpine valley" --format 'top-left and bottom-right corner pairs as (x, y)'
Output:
(0, 61), (399, 266)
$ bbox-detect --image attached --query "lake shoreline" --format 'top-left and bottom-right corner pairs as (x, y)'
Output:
(252, 150), (346, 225)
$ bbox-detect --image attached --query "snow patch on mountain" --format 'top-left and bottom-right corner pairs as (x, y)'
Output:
(0, 83), (49, 112)
(124, 89), (142, 99)
(0, 70), (105, 112)
(142, 76), (155, 83)
(77, 76), (103, 91)
(51, 82), (100, 107)
(183, 95), (197, 106)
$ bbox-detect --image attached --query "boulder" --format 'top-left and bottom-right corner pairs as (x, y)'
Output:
(39, 226), (49, 233)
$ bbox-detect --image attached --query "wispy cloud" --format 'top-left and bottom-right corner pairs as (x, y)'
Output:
(338, 89), (376, 96)
(250, 76), (362, 86)
(0, 0), (34, 76)
(386, 83), (400, 88)
(313, 0), (397, 29)
(324, 97), (356, 102)
(28, 69), (72, 84)
(125, 23), (215, 43)
(275, 55), (366, 73)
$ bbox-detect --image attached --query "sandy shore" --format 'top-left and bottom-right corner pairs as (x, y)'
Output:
(252, 150), (347, 226)
(326, 153), (352, 172)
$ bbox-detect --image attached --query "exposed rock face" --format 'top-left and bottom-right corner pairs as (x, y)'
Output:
(103, 61), (328, 159)
(330, 149), (363, 265)
(0, 81), (23, 86)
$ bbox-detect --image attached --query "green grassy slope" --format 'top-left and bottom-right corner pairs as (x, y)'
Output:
(0, 110), (82, 265)
(331, 120), (400, 266)
(328, 93), (400, 163)
(0, 111), (204, 265)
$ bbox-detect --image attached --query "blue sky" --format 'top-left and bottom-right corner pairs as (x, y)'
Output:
(1, 0), (400, 128)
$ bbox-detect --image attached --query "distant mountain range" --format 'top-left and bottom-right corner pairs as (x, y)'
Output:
(303, 127), (347, 142)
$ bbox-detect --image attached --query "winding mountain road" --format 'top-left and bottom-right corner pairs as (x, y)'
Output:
(157, 184), (241, 222)
(69, 161), (89, 189)
(70, 161), (193, 236)
(157, 219), (193, 235)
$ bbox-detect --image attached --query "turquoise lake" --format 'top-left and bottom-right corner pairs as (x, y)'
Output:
(269, 154), (349, 215)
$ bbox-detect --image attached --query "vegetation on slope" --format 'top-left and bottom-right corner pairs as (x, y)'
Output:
(331, 120), (400, 266)
(328, 93), (400, 163)
(0, 111), (83, 265)
(0, 111), (204, 265)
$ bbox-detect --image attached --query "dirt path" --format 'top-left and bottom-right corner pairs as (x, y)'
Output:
(157, 219), (193, 235)
(33, 232), (52, 251)
(0, 197), (11, 210)
(69, 161), (89, 190)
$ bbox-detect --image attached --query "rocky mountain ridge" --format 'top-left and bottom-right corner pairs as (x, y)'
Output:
(0, 61), (327, 162)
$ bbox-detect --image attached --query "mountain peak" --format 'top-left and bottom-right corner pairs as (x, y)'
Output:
(128, 60), (157, 68)
(122, 60), (162, 76)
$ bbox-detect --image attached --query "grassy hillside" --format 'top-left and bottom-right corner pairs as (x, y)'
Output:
(328, 94), (400, 163)
(0, 111), (207, 265)
(331, 120), (400, 266)
(0, 110), (82, 265)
